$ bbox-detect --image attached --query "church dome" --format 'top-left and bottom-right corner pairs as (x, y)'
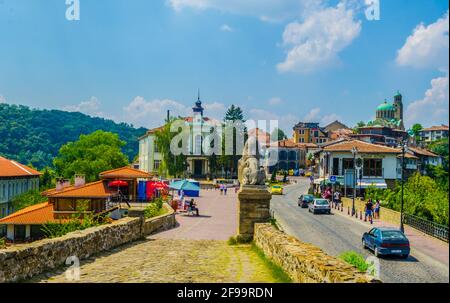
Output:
(377, 101), (395, 111)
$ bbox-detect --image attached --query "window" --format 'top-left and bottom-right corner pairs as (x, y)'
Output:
(154, 142), (159, 153)
(314, 130), (319, 137)
(154, 160), (161, 170)
(194, 135), (202, 155)
(332, 158), (339, 176)
(363, 159), (382, 177)
(343, 158), (354, 171)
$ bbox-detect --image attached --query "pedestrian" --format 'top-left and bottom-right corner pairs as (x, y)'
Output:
(224, 186), (228, 195)
(374, 200), (381, 219)
(365, 199), (374, 224)
(220, 184), (224, 195)
(190, 198), (199, 216)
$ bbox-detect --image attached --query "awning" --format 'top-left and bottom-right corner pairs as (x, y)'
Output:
(356, 179), (387, 189)
(169, 180), (200, 191)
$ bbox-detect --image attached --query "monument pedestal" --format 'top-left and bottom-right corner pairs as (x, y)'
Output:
(237, 185), (271, 242)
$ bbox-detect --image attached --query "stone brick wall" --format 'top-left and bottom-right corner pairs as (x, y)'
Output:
(254, 223), (380, 283)
(341, 198), (401, 225)
(0, 204), (176, 283)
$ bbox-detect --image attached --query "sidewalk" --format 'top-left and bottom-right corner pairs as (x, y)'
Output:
(153, 187), (238, 240)
(331, 205), (449, 267)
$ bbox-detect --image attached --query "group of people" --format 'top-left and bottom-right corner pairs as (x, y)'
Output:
(364, 199), (381, 224)
(219, 183), (228, 195)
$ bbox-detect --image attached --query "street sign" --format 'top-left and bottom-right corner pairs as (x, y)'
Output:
(329, 175), (337, 184)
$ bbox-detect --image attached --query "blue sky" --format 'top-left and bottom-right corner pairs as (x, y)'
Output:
(0, 0), (448, 134)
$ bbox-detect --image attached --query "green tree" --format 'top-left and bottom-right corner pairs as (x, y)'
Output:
(154, 118), (187, 178)
(219, 105), (246, 177)
(428, 138), (449, 169)
(11, 190), (47, 211)
(53, 130), (129, 182)
(411, 123), (423, 138)
(271, 128), (287, 141)
(40, 167), (54, 190)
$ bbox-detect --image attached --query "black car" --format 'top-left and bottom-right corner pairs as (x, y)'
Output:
(298, 194), (315, 208)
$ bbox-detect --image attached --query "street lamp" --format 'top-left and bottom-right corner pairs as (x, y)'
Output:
(400, 141), (407, 232)
(351, 147), (358, 216)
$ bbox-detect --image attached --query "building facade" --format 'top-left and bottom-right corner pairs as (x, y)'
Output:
(0, 156), (41, 219)
(293, 122), (328, 144)
(367, 91), (405, 131)
(419, 125), (449, 142)
(138, 95), (222, 178)
(316, 139), (407, 190)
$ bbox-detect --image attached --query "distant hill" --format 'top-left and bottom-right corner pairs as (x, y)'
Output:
(0, 103), (147, 169)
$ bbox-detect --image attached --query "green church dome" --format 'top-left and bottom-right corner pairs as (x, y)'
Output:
(377, 101), (395, 111)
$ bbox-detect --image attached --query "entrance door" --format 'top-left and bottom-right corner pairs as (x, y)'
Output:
(194, 160), (203, 177)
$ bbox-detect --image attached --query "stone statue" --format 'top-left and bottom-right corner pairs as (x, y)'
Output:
(238, 136), (266, 186)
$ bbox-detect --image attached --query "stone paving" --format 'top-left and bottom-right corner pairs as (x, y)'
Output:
(28, 188), (281, 283)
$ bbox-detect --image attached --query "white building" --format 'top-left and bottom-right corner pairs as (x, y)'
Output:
(139, 95), (222, 178)
(419, 125), (449, 142)
(0, 156), (41, 235)
(315, 139), (411, 190)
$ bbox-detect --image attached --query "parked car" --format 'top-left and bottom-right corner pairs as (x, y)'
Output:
(308, 199), (331, 214)
(271, 185), (283, 195)
(298, 194), (314, 208)
(362, 227), (410, 258)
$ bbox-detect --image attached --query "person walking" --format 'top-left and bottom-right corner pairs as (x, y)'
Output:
(365, 199), (374, 224)
(224, 185), (228, 195)
(374, 200), (381, 219)
(219, 184), (224, 195)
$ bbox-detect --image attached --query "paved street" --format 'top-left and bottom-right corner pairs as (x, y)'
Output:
(271, 177), (449, 283)
(28, 188), (285, 283)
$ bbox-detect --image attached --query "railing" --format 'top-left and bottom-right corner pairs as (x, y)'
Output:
(403, 213), (449, 242)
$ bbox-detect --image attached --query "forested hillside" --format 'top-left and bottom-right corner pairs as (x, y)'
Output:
(0, 103), (147, 169)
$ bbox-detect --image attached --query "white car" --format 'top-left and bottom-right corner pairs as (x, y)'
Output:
(308, 199), (331, 215)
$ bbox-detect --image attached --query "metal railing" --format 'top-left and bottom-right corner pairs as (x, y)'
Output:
(403, 213), (449, 242)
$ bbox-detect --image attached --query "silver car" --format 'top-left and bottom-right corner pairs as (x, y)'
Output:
(308, 199), (331, 214)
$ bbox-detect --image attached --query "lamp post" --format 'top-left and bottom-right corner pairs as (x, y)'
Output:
(351, 147), (358, 216)
(400, 142), (406, 232)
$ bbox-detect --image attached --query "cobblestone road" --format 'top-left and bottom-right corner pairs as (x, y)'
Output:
(29, 188), (281, 283)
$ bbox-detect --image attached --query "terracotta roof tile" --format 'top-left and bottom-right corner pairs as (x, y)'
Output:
(0, 202), (62, 225)
(0, 156), (41, 177)
(45, 180), (114, 198)
(322, 139), (400, 153)
(421, 125), (449, 132)
(99, 166), (153, 179)
(408, 147), (439, 157)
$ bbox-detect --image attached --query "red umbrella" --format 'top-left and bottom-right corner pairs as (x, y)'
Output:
(108, 180), (129, 187)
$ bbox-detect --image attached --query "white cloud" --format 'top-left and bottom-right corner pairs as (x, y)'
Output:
(62, 96), (107, 118)
(304, 107), (321, 122)
(168, 0), (322, 22)
(123, 96), (226, 128)
(268, 97), (283, 105)
(0, 95), (5, 103)
(405, 75), (449, 127)
(396, 11), (449, 71)
(320, 113), (342, 126)
(248, 108), (299, 136)
(220, 24), (234, 32)
(277, 2), (361, 73)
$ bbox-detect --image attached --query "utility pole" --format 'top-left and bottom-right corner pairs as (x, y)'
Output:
(400, 143), (406, 232)
(351, 147), (358, 216)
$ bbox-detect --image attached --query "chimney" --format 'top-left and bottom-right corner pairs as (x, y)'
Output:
(74, 174), (86, 187)
(63, 179), (71, 188)
(56, 178), (64, 191)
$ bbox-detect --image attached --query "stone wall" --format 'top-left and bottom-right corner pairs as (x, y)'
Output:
(254, 223), (380, 283)
(0, 204), (176, 283)
(341, 198), (401, 225)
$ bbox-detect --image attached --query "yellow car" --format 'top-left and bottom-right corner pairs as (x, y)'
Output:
(271, 185), (283, 195)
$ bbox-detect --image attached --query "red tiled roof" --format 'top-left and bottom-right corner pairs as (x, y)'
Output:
(421, 125), (449, 132)
(99, 166), (153, 179)
(45, 180), (114, 198)
(0, 156), (41, 177)
(408, 147), (439, 157)
(0, 202), (63, 225)
(322, 139), (400, 153)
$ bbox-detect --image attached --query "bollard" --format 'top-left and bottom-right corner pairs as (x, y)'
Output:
(348, 206), (350, 215)
(360, 211), (363, 220)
